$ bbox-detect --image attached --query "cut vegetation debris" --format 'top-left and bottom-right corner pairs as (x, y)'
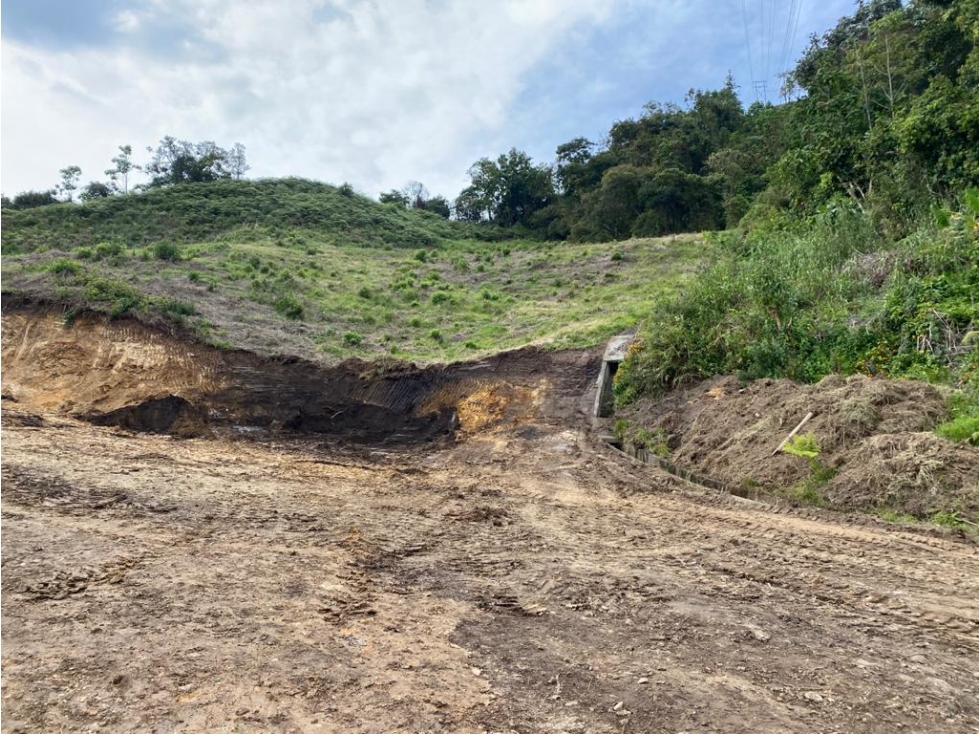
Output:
(615, 373), (979, 526)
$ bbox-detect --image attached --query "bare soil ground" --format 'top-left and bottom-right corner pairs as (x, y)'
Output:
(3, 415), (979, 733)
(3, 310), (979, 732)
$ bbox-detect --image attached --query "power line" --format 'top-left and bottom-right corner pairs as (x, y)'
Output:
(742, 0), (757, 98)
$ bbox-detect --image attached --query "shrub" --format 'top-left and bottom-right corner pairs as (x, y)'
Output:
(343, 331), (363, 345)
(153, 242), (181, 261)
(94, 241), (123, 261)
(430, 292), (451, 305)
(782, 433), (821, 459)
(158, 298), (196, 317)
(274, 294), (304, 320)
(935, 390), (979, 445)
(48, 258), (82, 276)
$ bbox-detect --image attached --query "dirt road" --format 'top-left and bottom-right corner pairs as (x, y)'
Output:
(3, 412), (978, 733)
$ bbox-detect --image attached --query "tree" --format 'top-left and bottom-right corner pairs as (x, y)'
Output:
(402, 181), (429, 209)
(417, 195), (451, 218)
(379, 189), (409, 207)
(79, 181), (114, 201)
(105, 145), (138, 194)
(456, 149), (554, 226)
(227, 143), (250, 180)
(8, 190), (59, 209)
(58, 165), (82, 202)
(145, 136), (233, 187)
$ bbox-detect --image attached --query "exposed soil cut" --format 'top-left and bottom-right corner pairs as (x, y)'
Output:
(616, 374), (979, 521)
(3, 306), (979, 733)
(1, 301), (599, 445)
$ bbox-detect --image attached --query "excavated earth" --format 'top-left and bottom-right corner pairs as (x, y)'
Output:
(2, 304), (979, 733)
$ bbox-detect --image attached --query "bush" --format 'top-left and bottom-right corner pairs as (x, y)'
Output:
(274, 294), (304, 320)
(430, 292), (451, 305)
(153, 242), (181, 261)
(158, 298), (196, 317)
(48, 258), (82, 276)
(614, 205), (979, 404)
(83, 276), (145, 317)
(935, 390), (979, 445)
(343, 331), (363, 345)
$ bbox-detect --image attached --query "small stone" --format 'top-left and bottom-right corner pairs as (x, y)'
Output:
(638, 677), (650, 685)
(613, 701), (624, 711)
(909, 654), (927, 664)
(804, 692), (823, 703)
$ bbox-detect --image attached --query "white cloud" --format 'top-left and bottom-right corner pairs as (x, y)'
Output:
(1, 0), (616, 199)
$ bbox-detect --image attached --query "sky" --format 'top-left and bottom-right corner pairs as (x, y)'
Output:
(1, 0), (857, 200)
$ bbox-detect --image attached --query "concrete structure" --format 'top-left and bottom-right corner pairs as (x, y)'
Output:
(594, 334), (635, 417)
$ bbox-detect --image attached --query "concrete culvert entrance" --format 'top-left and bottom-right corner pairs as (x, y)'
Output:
(593, 334), (635, 417)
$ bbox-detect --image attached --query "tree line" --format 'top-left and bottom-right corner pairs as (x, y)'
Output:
(446, 0), (977, 240)
(2, 137), (249, 209)
(5, 0), (976, 238)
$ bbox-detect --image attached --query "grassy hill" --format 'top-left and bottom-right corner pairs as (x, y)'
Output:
(1, 178), (474, 253)
(1, 179), (704, 363)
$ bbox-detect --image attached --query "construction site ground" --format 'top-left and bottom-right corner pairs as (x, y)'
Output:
(2, 413), (978, 733)
(2, 308), (979, 733)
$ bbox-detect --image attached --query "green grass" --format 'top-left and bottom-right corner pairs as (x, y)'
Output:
(1, 182), (704, 362)
(935, 390), (979, 445)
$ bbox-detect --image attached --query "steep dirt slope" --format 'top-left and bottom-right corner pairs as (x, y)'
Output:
(617, 374), (979, 521)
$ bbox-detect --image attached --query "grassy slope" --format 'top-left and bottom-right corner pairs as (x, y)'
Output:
(1, 180), (704, 363)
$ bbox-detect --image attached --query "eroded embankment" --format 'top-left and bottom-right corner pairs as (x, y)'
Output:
(0, 301), (600, 443)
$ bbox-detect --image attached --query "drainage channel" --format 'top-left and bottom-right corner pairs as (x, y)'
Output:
(595, 332), (764, 502)
(600, 435), (765, 501)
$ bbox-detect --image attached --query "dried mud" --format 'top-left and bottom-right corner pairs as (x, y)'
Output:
(3, 307), (979, 733)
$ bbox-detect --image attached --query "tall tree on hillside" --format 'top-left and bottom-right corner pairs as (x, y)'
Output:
(227, 143), (250, 180)
(379, 189), (410, 206)
(417, 194), (452, 218)
(402, 181), (429, 209)
(145, 137), (233, 187)
(456, 149), (554, 226)
(58, 166), (82, 202)
(79, 181), (113, 201)
(105, 145), (138, 194)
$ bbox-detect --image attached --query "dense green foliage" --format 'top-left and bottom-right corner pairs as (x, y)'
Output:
(607, 0), (979, 445)
(614, 194), (979, 421)
(449, 0), (977, 242)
